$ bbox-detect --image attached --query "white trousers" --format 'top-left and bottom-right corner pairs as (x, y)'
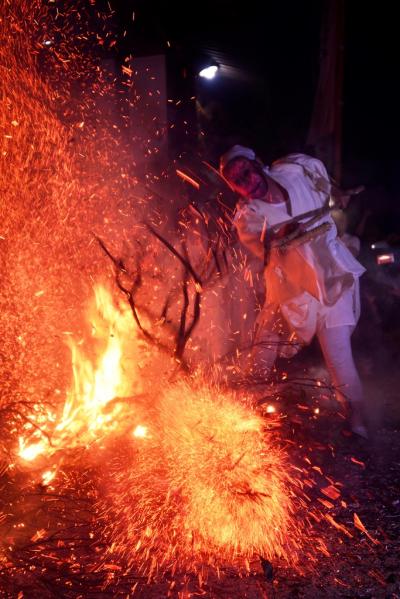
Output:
(251, 323), (364, 408)
(317, 324), (364, 407)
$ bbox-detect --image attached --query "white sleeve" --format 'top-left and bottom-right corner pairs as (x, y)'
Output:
(234, 204), (265, 260)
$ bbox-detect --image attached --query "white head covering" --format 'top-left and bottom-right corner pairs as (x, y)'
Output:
(219, 144), (256, 174)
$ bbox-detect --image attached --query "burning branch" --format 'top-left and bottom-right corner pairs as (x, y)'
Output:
(95, 228), (205, 369)
(146, 225), (202, 362)
(94, 235), (145, 334)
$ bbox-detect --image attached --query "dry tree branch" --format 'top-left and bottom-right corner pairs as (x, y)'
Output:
(146, 225), (203, 362)
(94, 234), (181, 364)
(146, 225), (202, 287)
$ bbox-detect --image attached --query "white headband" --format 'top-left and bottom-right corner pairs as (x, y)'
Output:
(219, 144), (256, 174)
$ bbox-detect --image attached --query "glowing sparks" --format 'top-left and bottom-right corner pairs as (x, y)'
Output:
(14, 277), (320, 577)
(18, 438), (47, 462)
(321, 485), (341, 501)
(350, 456), (366, 469)
(101, 381), (307, 574)
(133, 425), (148, 438)
(325, 514), (353, 538)
(30, 529), (47, 543)
(353, 513), (380, 545)
(13, 283), (314, 575)
(0, 3), (332, 583)
(176, 169), (201, 190)
(42, 469), (56, 485)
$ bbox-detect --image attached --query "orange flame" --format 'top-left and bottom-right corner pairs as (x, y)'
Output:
(18, 285), (145, 460)
(57, 285), (143, 440)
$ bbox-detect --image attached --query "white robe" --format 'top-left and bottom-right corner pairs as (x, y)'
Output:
(234, 154), (365, 346)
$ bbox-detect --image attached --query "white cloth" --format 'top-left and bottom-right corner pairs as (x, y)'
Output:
(234, 154), (366, 346)
(220, 144), (256, 173)
(341, 232), (361, 257)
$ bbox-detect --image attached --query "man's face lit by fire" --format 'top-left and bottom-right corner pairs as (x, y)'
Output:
(223, 156), (269, 199)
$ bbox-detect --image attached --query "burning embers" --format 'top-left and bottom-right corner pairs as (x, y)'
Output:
(16, 284), (307, 575)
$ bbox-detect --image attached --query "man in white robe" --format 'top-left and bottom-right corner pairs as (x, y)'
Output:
(220, 145), (367, 437)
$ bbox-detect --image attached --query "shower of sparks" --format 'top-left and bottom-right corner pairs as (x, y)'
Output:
(0, 0), (154, 453)
(0, 1), (381, 595)
(100, 380), (309, 575)
(15, 283), (314, 575)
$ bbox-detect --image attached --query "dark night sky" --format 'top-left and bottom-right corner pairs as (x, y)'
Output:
(110, 0), (399, 222)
